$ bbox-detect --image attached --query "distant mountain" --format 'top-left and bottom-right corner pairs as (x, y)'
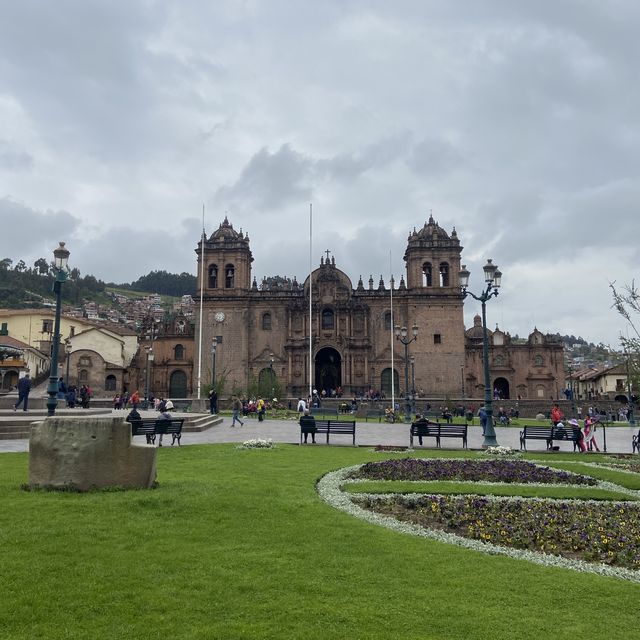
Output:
(0, 258), (195, 308)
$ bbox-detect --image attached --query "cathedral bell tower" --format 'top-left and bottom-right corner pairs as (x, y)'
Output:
(403, 215), (463, 292)
(195, 217), (253, 294)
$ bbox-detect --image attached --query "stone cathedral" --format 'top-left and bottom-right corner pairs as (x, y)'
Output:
(195, 215), (469, 398)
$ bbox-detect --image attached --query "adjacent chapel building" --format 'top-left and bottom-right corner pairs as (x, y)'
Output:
(189, 216), (563, 401)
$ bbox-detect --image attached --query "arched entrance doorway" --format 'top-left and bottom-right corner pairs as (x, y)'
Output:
(169, 370), (188, 397)
(493, 377), (510, 400)
(315, 347), (341, 395)
(381, 368), (399, 398)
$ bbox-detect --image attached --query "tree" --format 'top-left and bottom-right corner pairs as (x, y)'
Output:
(0, 258), (12, 270)
(33, 258), (50, 275)
(14, 260), (27, 273)
(610, 280), (640, 396)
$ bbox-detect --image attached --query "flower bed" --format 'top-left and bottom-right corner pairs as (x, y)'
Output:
(318, 459), (640, 581)
(356, 493), (640, 569)
(350, 458), (597, 485)
(237, 438), (275, 449)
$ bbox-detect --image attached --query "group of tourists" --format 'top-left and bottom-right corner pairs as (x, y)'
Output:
(59, 378), (92, 409)
(125, 397), (176, 445)
(551, 403), (601, 452)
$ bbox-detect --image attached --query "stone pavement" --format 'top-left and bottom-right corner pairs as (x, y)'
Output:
(0, 411), (638, 455)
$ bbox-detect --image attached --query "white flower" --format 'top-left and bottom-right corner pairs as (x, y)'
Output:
(237, 438), (275, 449)
(482, 445), (521, 457)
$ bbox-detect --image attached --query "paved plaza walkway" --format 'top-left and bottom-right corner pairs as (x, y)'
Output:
(0, 411), (637, 454)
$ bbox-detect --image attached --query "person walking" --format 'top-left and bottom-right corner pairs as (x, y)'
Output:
(231, 396), (244, 427)
(14, 374), (31, 412)
(478, 406), (488, 436)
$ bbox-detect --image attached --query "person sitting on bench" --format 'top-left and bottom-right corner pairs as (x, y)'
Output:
(299, 409), (317, 444)
(413, 413), (429, 446)
(156, 400), (174, 446)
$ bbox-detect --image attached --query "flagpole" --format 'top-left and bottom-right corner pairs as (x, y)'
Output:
(390, 251), (395, 413)
(196, 204), (205, 400)
(308, 203), (313, 400)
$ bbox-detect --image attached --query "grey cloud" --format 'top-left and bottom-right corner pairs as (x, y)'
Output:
(407, 138), (463, 177)
(0, 141), (33, 170)
(215, 144), (314, 210)
(0, 198), (78, 259)
(215, 136), (411, 212)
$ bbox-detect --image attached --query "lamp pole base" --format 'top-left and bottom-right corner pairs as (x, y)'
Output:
(481, 434), (499, 448)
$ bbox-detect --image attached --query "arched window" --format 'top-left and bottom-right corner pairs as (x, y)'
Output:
(439, 262), (450, 287)
(322, 309), (334, 330)
(225, 264), (235, 288)
(534, 355), (544, 366)
(262, 312), (272, 330)
(174, 344), (185, 360)
(384, 312), (392, 330)
(79, 369), (88, 383)
(208, 264), (218, 288)
(422, 262), (432, 287)
(105, 375), (117, 391)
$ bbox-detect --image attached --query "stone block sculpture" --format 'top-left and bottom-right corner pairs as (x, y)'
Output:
(29, 417), (157, 491)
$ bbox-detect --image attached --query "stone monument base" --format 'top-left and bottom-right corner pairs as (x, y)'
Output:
(29, 416), (157, 491)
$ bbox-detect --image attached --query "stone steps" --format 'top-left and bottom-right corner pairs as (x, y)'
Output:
(0, 410), (223, 440)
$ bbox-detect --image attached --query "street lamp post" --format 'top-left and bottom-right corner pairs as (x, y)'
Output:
(46, 242), (70, 416)
(269, 353), (275, 398)
(459, 259), (502, 447)
(567, 363), (577, 418)
(211, 337), (217, 391)
(626, 352), (636, 426)
(410, 355), (416, 416)
(65, 339), (72, 390)
(144, 347), (154, 409)
(395, 324), (418, 423)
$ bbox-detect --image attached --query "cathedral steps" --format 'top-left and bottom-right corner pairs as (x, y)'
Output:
(0, 409), (222, 440)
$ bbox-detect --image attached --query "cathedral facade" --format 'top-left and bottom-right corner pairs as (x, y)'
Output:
(195, 216), (467, 398)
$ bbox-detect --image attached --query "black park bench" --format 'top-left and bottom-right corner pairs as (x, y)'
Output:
(410, 422), (468, 449)
(129, 418), (185, 446)
(519, 425), (581, 451)
(300, 419), (356, 445)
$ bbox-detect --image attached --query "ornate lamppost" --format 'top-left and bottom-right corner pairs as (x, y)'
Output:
(567, 362), (577, 418)
(459, 260), (502, 447)
(65, 339), (72, 390)
(395, 324), (418, 423)
(144, 347), (154, 409)
(46, 242), (70, 416)
(410, 355), (416, 416)
(211, 337), (218, 391)
(269, 353), (275, 398)
(626, 351), (636, 426)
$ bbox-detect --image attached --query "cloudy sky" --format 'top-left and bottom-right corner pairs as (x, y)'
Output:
(1, 1), (638, 347)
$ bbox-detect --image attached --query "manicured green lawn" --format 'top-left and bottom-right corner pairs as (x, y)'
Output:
(0, 445), (638, 639)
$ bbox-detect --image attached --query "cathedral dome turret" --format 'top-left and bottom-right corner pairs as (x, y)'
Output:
(209, 216), (248, 245)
